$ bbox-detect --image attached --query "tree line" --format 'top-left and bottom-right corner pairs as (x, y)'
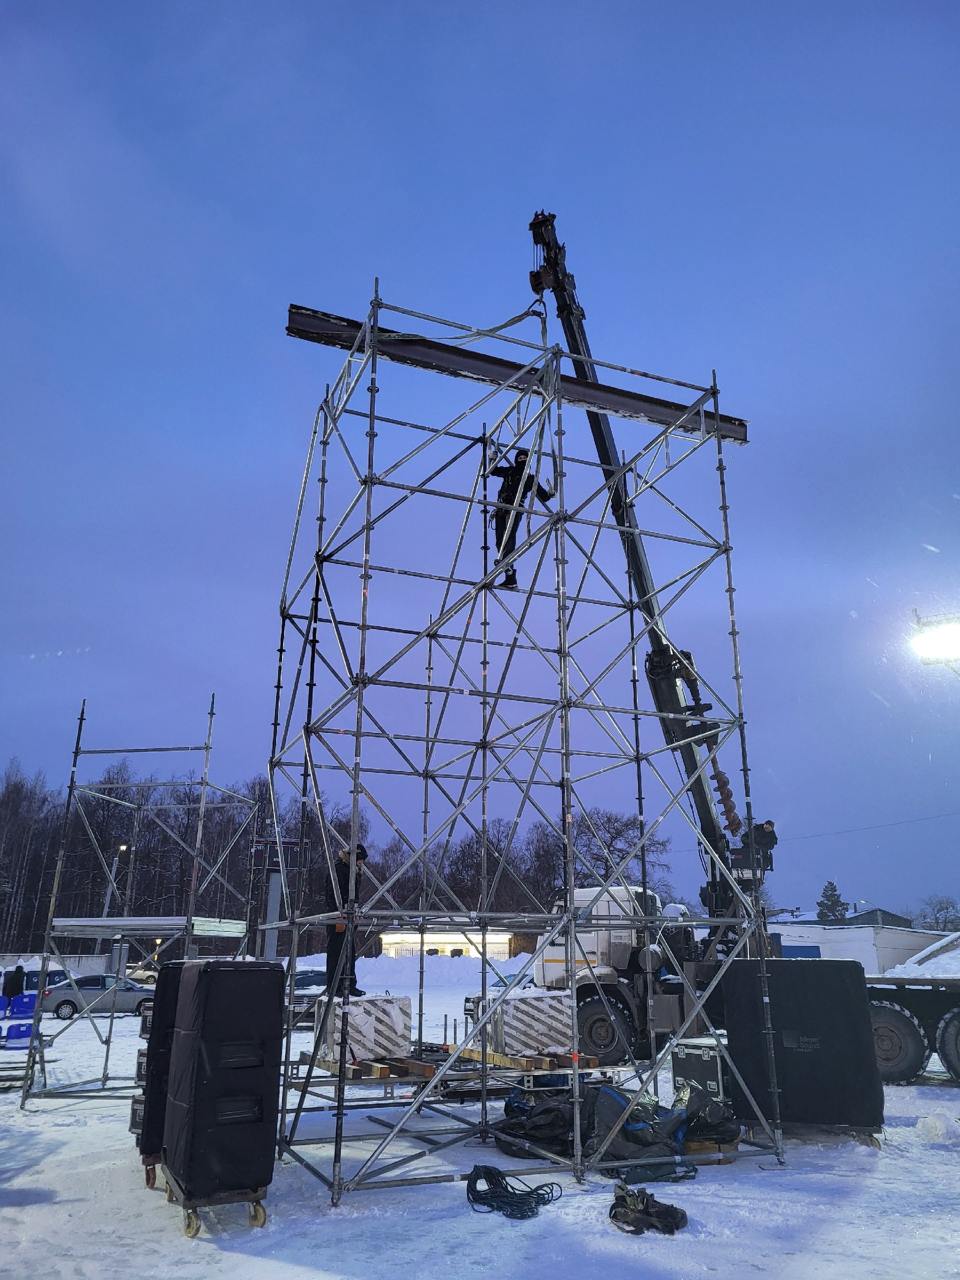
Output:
(0, 758), (677, 957)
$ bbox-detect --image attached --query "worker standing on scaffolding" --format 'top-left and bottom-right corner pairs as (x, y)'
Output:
(325, 843), (367, 997)
(490, 447), (553, 589)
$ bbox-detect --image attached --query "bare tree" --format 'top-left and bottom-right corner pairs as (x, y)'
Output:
(916, 894), (960, 932)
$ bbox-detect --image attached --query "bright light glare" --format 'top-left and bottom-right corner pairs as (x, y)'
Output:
(911, 620), (960, 663)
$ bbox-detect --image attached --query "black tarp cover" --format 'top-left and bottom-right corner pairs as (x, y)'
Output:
(163, 960), (284, 1200)
(137, 960), (186, 1157)
(723, 958), (884, 1129)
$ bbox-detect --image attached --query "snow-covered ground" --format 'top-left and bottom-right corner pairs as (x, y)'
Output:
(2, 956), (960, 1280)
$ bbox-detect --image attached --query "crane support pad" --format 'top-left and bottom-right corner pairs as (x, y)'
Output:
(287, 306), (748, 444)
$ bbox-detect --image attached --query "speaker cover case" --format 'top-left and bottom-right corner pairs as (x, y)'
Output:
(722, 958), (884, 1129)
(137, 960), (186, 1157)
(163, 960), (284, 1200)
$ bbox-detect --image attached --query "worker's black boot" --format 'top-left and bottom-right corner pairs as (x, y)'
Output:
(500, 570), (518, 590)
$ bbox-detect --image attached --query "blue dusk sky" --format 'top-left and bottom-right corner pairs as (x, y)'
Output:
(1, 3), (958, 912)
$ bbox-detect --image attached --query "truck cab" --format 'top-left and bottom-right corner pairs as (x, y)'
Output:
(527, 884), (698, 1065)
(533, 885), (663, 990)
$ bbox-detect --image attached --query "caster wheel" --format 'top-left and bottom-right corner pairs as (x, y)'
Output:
(249, 1201), (267, 1228)
(165, 1183), (175, 1203)
(144, 1165), (157, 1189)
(183, 1209), (201, 1238)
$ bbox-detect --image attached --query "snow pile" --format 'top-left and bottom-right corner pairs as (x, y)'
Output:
(917, 1112), (960, 1146)
(290, 952), (529, 1041)
(2, 953), (43, 970)
(886, 931), (960, 978)
(294, 951), (526, 990)
(359, 952), (525, 989)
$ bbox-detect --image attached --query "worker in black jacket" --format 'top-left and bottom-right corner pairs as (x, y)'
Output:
(2, 964), (25, 1001)
(747, 819), (777, 866)
(490, 447), (553, 588)
(325, 843), (367, 997)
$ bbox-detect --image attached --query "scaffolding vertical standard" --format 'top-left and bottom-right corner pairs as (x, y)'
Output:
(20, 697), (258, 1104)
(269, 283), (783, 1197)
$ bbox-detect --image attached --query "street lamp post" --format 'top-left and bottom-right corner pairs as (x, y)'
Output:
(102, 844), (128, 918)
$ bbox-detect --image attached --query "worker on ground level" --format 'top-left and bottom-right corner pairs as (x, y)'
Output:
(489, 447), (554, 589)
(325, 843), (367, 998)
(2, 964), (25, 1000)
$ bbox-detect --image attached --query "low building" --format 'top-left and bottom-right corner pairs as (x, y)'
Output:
(770, 921), (947, 974)
(378, 929), (513, 960)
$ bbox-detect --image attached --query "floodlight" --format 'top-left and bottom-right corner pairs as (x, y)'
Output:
(911, 616), (960, 664)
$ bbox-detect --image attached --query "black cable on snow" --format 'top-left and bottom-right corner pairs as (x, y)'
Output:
(465, 1165), (562, 1220)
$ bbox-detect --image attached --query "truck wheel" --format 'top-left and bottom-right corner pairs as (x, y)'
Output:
(935, 1006), (960, 1082)
(870, 1001), (930, 1083)
(576, 995), (635, 1066)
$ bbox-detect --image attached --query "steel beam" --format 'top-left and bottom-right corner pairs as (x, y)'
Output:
(287, 307), (748, 444)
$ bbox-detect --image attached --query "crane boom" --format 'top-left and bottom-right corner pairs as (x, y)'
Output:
(528, 211), (737, 883)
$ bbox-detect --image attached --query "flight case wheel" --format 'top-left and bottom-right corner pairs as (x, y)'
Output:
(144, 1165), (156, 1189)
(249, 1200), (267, 1228)
(183, 1209), (201, 1238)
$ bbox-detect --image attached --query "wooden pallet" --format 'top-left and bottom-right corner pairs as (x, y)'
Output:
(295, 1051), (436, 1083)
(684, 1137), (740, 1163)
(293, 1045), (598, 1082)
(454, 1045), (600, 1072)
(383, 1056), (437, 1079)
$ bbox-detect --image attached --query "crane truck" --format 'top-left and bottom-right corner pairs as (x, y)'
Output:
(469, 215), (960, 1085)
(462, 213), (776, 1066)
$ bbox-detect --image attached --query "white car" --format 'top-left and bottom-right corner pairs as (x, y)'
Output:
(125, 962), (159, 985)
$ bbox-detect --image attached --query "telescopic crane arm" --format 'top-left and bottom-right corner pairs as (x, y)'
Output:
(528, 211), (743, 904)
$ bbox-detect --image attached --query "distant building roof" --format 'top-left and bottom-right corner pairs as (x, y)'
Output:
(844, 907), (912, 928)
(772, 906), (913, 929)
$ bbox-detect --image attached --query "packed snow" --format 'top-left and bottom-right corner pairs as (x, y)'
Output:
(1, 955), (959, 1280)
(887, 931), (960, 978)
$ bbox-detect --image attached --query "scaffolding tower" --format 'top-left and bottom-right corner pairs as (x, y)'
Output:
(21, 696), (258, 1103)
(269, 284), (783, 1199)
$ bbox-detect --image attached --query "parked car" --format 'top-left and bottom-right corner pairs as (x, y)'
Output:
(463, 972), (534, 1027)
(41, 974), (154, 1020)
(289, 967), (328, 1026)
(125, 961), (159, 984)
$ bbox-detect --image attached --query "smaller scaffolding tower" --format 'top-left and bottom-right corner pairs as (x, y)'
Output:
(21, 696), (257, 1104)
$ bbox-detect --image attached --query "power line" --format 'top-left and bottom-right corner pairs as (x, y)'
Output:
(778, 809), (960, 843)
(674, 807), (960, 855)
